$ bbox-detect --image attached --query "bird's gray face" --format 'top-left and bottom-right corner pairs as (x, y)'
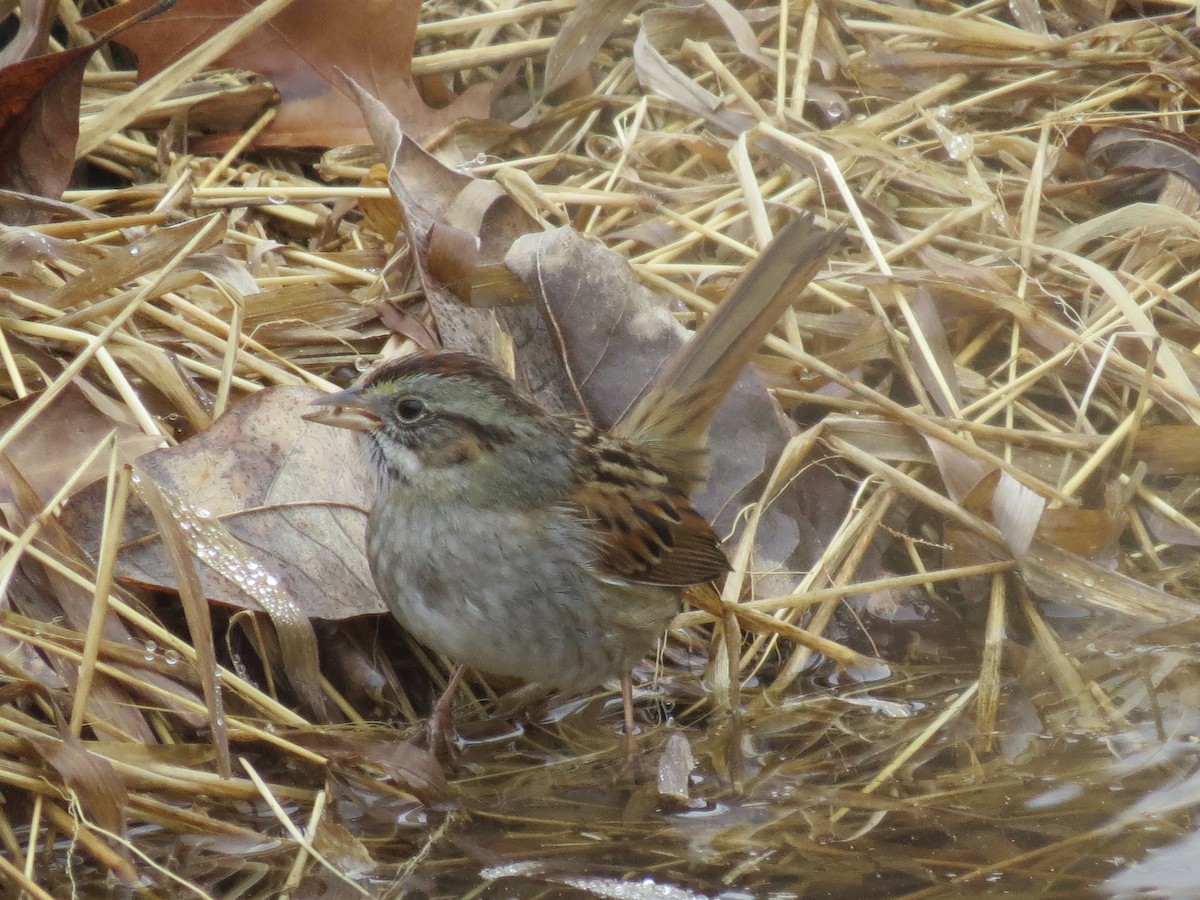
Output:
(305, 352), (572, 496)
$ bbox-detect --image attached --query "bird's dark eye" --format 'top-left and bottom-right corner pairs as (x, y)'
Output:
(395, 398), (426, 422)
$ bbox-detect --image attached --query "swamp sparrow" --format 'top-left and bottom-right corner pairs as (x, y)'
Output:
(306, 216), (841, 740)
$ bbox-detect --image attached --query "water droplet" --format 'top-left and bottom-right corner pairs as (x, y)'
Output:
(354, 356), (371, 372)
(196, 508), (211, 519)
(143, 640), (157, 662)
(266, 194), (287, 205)
(129, 246), (141, 256)
(164, 649), (179, 666)
(945, 132), (975, 161)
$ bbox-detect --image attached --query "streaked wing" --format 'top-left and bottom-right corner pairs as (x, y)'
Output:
(571, 425), (729, 587)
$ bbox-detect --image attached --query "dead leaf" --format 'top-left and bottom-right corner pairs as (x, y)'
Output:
(48, 215), (225, 314)
(0, 382), (161, 505)
(1083, 125), (1200, 195)
(542, 0), (637, 96)
(26, 732), (130, 840)
(82, 0), (493, 149)
(0, 0), (172, 224)
(909, 287), (962, 416)
(0, 45), (97, 222)
(0, 0), (57, 69)
(286, 729), (452, 804)
(633, 19), (755, 137)
(63, 385), (382, 619)
(657, 731), (695, 803)
(1131, 425), (1200, 476)
(1020, 540), (1199, 624)
(349, 76), (547, 373)
(505, 223), (848, 578)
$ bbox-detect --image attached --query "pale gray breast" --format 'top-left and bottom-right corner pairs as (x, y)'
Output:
(367, 487), (679, 691)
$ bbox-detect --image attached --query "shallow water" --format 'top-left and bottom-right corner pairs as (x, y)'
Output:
(28, 613), (1200, 899)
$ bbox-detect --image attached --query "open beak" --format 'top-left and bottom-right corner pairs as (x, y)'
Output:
(302, 386), (381, 432)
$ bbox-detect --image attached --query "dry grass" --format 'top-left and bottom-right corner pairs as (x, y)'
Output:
(3, 0), (1200, 897)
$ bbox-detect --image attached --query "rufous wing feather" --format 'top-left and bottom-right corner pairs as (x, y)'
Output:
(571, 426), (729, 587)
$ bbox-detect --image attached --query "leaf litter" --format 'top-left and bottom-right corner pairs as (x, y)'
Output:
(0, 0), (1199, 897)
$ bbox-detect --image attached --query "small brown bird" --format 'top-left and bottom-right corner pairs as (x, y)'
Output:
(306, 216), (841, 749)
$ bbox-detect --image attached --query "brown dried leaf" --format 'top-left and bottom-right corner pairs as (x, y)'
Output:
(633, 19), (754, 137)
(1083, 125), (1200, 194)
(1020, 540), (1199, 623)
(286, 730), (452, 804)
(909, 287), (962, 416)
(1131, 425), (1200, 476)
(0, 0), (56, 68)
(350, 76), (541, 360)
(0, 382), (161, 505)
(48, 214), (224, 312)
(543, 0), (636, 96)
(64, 386), (381, 620)
(353, 81), (538, 268)
(0, 44), (97, 223)
(504, 224), (847, 576)
(25, 733), (129, 839)
(0, 0), (170, 223)
(83, 0), (492, 149)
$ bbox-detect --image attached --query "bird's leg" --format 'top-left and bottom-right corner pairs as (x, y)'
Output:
(622, 673), (639, 762)
(426, 664), (467, 756)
